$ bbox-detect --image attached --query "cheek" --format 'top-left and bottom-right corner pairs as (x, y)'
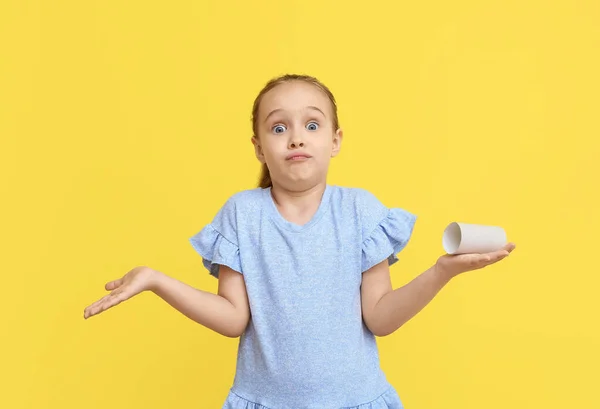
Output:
(316, 134), (335, 150)
(260, 137), (285, 155)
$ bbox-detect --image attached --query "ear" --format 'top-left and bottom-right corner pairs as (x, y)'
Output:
(331, 128), (343, 158)
(251, 136), (266, 164)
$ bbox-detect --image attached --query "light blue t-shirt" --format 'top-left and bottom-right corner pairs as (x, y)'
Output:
(189, 184), (417, 409)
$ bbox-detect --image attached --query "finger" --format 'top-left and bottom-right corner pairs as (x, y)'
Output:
(94, 294), (125, 315)
(490, 250), (509, 260)
(86, 300), (112, 318)
(84, 288), (131, 318)
(466, 253), (498, 268)
(85, 294), (122, 318)
(481, 250), (510, 267)
(84, 294), (111, 317)
(100, 286), (134, 309)
(484, 246), (511, 259)
(501, 242), (516, 253)
(84, 296), (112, 318)
(478, 254), (493, 265)
(476, 253), (493, 263)
(105, 278), (124, 291)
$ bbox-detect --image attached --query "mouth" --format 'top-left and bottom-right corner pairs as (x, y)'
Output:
(286, 153), (312, 161)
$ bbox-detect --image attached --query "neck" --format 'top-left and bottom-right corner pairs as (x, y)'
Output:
(270, 181), (327, 212)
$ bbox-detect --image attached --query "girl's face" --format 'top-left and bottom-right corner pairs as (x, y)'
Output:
(252, 81), (342, 190)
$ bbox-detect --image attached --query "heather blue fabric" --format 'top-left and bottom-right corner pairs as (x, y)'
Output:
(189, 184), (417, 409)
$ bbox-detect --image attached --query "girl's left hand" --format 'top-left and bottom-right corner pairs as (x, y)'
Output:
(435, 242), (516, 280)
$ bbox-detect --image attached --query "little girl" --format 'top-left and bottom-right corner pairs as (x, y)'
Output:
(84, 74), (515, 409)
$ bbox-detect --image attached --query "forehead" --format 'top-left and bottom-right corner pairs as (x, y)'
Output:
(259, 81), (332, 119)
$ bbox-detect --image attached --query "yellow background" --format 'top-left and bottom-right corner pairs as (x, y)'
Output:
(1, 0), (599, 408)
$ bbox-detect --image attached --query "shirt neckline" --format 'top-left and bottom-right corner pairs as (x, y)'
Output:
(263, 184), (332, 233)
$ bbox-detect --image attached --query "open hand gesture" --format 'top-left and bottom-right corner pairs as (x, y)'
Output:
(435, 242), (516, 280)
(83, 266), (158, 319)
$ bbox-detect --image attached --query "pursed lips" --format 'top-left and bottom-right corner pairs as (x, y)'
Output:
(286, 153), (311, 161)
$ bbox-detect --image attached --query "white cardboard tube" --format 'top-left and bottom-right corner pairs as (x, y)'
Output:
(442, 222), (507, 255)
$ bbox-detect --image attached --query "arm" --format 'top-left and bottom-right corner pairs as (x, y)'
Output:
(361, 261), (449, 337)
(152, 265), (250, 338)
(361, 243), (515, 337)
(83, 265), (250, 338)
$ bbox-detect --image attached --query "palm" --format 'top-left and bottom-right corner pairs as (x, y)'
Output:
(83, 266), (154, 319)
(436, 242), (516, 279)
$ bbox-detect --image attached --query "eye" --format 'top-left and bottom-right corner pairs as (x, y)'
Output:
(306, 121), (319, 131)
(272, 124), (287, 134)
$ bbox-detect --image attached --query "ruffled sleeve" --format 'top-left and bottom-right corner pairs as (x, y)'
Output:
(188, 196), (242, 278)
(358, 189), (417, 272)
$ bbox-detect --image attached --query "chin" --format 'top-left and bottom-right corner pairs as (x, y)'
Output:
(290, 175), (324, 189)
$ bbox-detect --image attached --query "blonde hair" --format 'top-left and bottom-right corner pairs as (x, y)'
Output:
(251, 74), (340, 189)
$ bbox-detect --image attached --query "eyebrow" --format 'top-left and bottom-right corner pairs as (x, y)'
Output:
(264, 106), (326, 123)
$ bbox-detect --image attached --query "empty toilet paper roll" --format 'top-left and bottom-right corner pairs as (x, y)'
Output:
(442, 222), (507, 255)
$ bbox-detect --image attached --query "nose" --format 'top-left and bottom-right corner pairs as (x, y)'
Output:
(288, 132), (304, 149)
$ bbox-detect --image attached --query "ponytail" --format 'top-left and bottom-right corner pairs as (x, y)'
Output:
(258, 163), (272, 189)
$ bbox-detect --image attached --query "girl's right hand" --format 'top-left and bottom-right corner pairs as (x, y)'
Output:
(83, 266), (159, 319)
